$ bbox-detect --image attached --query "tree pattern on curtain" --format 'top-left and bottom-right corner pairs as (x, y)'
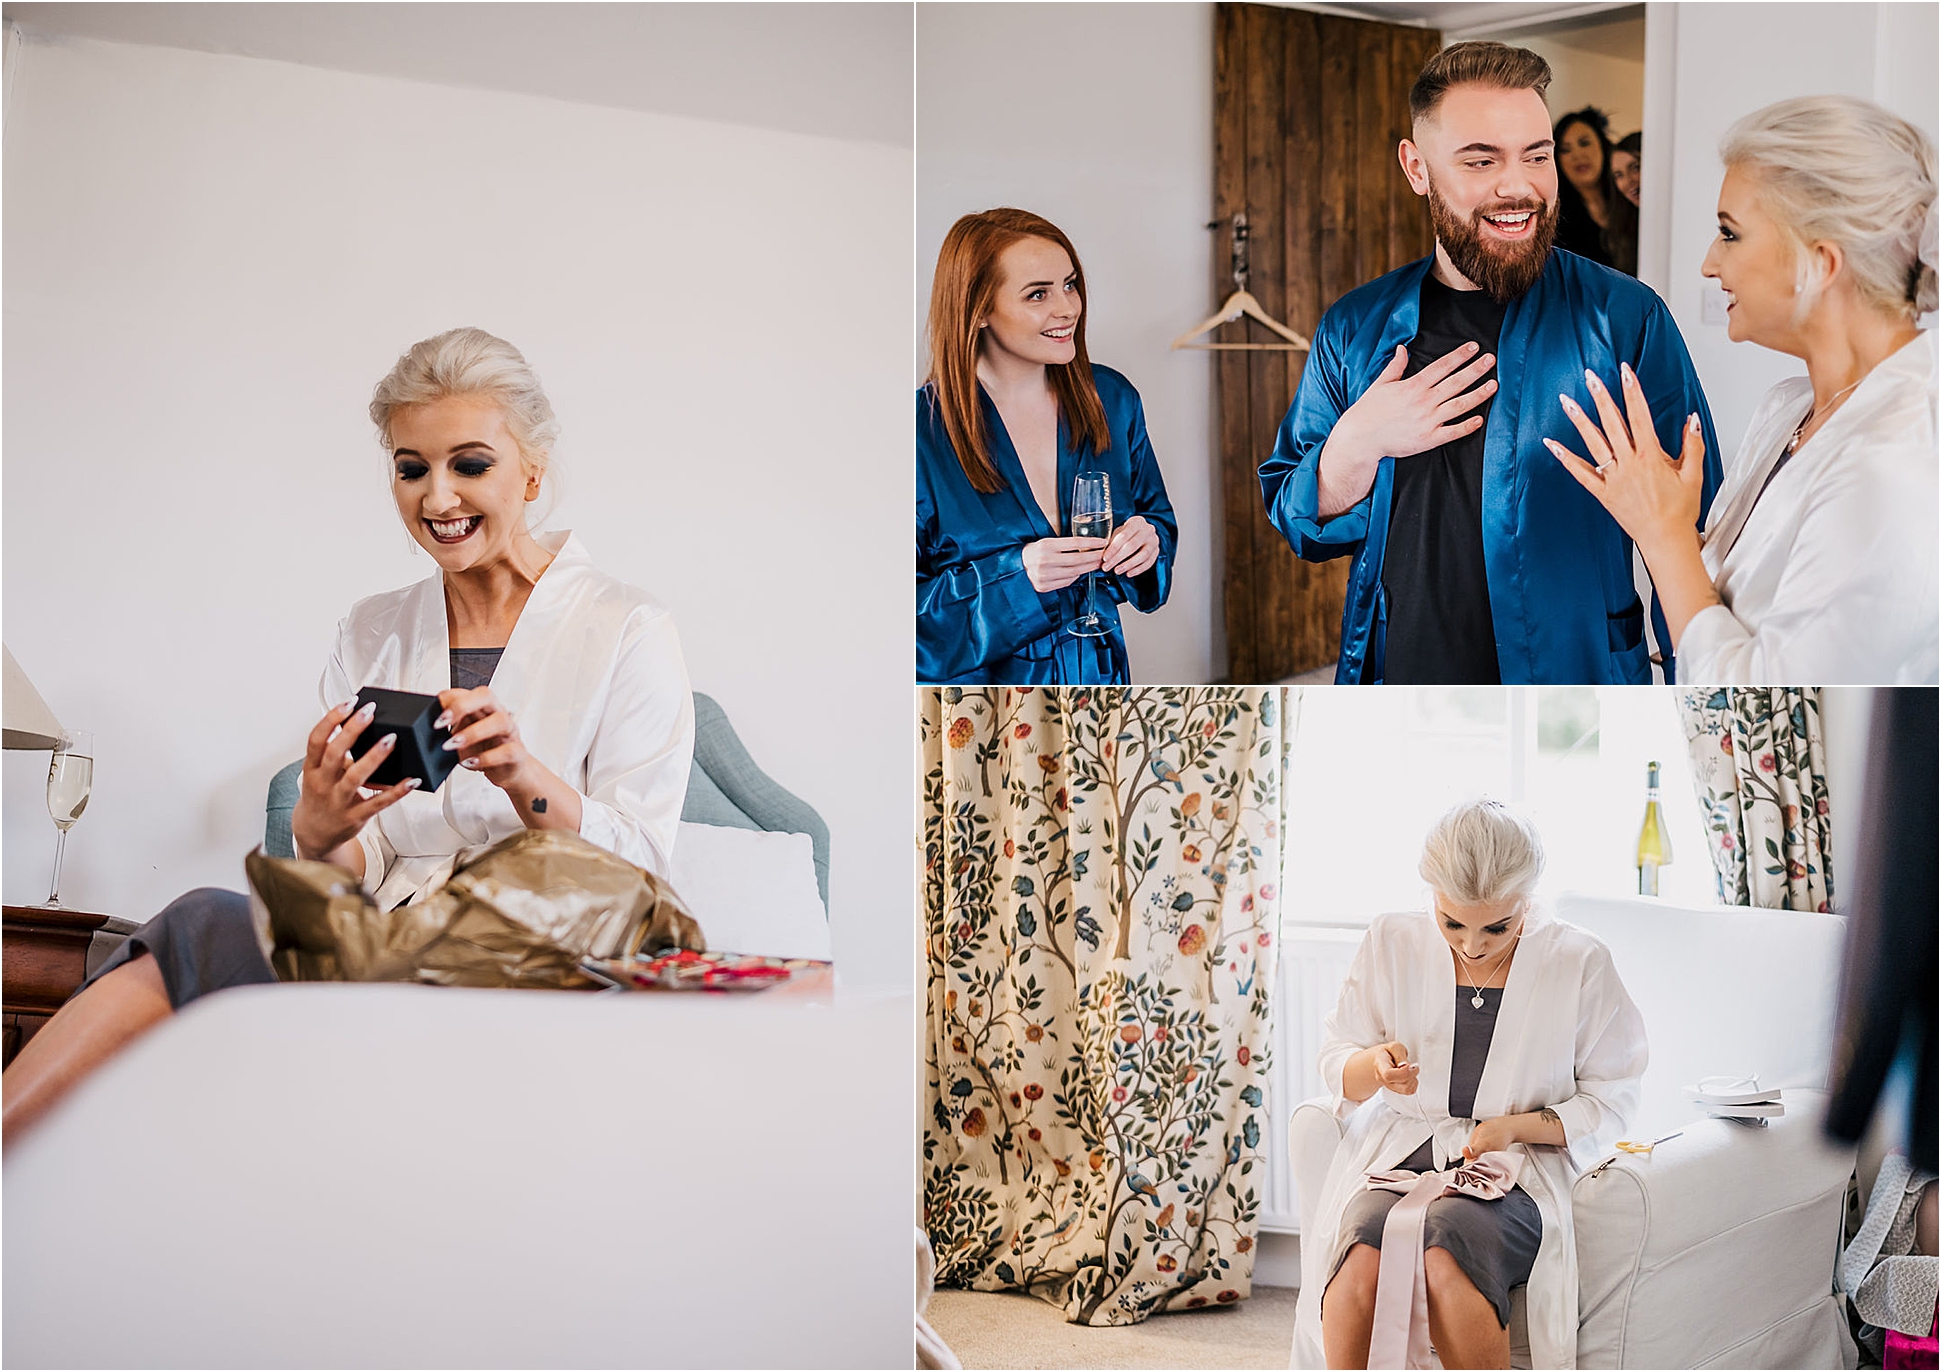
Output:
(921, 686), (1285, 1326)
(1677, 687), (1833, 912)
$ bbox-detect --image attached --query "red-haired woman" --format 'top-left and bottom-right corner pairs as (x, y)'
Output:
(917, 208), (1176, 683)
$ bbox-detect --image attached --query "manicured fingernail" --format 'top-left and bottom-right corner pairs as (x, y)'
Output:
(377, 732), (396, 750)
(339, 698), (358, 714)
(461, 757), (482, 769)
(1559, 393), (1579, 411)
(1621, 362), (1636, 385)
(433, 711), (453, 729)
(401, 777), (421, 790)
(357, 702), (377, 720)
(1687, 412), (1701, 433)
(1584, 370), (1603, 390)
(442, 735), (461, 751)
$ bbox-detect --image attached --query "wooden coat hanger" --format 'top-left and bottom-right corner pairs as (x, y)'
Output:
(1171, 212), (1311, 352)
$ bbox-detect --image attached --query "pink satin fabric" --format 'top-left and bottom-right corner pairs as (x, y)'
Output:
(1363, 1151), (1525, 1370)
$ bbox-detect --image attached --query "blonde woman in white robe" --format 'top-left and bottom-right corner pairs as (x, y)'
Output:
(3, 328), (693, 1140)
(1295, 801), (1646, 1370)
(1548, 95), (1937, 684)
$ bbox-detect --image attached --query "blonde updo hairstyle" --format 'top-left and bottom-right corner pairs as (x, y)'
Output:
(1418, 799), (1546, 908)
(369, 327), (562, 520)
(1720, 95), (1938, 322)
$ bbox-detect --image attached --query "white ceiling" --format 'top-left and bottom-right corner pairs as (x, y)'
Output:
(0, 2), (913, 147)
(1297, 1), (1641, 41)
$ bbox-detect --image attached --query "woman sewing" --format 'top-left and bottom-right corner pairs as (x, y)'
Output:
(1549, 95), (1936, 684)
(916, 207), (1178, 684)
(3, 328), (694, 1139)
(1294, 801), (1646, 1370)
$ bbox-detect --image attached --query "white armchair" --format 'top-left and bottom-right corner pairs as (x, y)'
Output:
(1289, 894), (1859, 1369)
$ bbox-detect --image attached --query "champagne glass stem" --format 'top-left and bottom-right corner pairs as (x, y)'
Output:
(47, 827), (68, 908)
(1085, 571), (1100, 622)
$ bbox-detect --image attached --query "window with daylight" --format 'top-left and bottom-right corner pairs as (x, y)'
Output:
(1281, 686), (1718, 927)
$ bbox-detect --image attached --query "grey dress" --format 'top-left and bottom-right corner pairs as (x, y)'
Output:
(78, 651), (504, 1009)
(1326, 986), (1544, 1329)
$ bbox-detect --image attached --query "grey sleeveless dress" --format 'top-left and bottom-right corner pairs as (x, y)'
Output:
(1325, 986), (1544, 1329)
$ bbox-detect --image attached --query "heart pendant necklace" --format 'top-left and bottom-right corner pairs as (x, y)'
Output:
(1463, 937), (1518, 1010)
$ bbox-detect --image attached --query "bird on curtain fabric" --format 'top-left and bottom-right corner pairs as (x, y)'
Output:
(1150, 758), (1183, 788)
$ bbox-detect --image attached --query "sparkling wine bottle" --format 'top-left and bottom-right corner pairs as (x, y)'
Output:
(1636, 760), (1672, 896)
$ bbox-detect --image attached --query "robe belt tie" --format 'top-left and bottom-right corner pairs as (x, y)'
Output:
(1364, 1151), (1525, 1370)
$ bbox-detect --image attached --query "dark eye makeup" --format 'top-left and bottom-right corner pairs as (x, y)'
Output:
(394, 457), (494, 479)
(1442, 916), (1513, 935)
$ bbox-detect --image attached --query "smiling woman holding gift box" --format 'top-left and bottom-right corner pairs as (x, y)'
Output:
(2, 328), (694, 1139)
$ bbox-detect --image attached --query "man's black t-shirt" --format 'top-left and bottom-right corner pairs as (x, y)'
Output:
(1377, 274), (1507, 684)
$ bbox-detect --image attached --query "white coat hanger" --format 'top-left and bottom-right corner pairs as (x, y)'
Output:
(1171, 212), (1311, 352)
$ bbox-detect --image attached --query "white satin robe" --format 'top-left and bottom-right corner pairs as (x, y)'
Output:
(319, 530), (694, 911)
(1292, 909), (1647, 1371)
(1682, 328), (1937, 684)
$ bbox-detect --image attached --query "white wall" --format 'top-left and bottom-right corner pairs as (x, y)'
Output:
(1483, 17), (1646, 138)
(1647, 2), (1938, 471)
(916, 2), (1218, 684)
(2, 31), (913, 992)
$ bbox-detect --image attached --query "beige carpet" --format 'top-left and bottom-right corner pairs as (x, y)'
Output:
(925, 1286), (1296, 1369)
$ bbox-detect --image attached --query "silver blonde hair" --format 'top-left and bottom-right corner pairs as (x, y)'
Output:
(1720, 95), (1938, 321)
(1419, 799), (1545, 906)
(369, 327), (562, 472)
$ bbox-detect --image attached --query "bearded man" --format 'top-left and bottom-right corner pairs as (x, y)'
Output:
(1260, 41), (1722, 684)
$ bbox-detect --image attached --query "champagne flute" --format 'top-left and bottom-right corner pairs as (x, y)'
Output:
(1068, 472), (1113, 638)
(44, 729), (93, 909)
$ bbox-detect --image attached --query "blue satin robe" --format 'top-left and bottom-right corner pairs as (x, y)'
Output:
(1260, 250), (1723, 684)
(917, 364), (1177, 684)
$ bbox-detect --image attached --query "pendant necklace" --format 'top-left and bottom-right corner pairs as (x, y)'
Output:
(1783, 376), (1864, 459)
(1461, 936), (1518, 1010)
(1730, 373), (1870, 561)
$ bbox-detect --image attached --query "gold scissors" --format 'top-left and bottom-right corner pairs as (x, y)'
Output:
(1615, 1131), (1683, 1154)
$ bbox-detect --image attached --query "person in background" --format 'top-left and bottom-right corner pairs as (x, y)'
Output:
(1554, 106), (1639, 275)
(917, 208), (1177, 684)
(1549, 95), (1937, 683)
(1611, 131), (1642, 208)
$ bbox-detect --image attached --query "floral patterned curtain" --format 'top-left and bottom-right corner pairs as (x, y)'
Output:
(921, 686), (1285, 1326)
(1677, 687), (1833, 912)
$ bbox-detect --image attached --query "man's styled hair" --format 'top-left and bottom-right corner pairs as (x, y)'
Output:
(1409, 41), (1553, 125)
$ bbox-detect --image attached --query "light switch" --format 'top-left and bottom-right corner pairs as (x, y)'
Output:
(1700, 283), (1730, 326)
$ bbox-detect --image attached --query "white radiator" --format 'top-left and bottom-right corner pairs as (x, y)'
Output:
(1261, 924), (1363, 1233)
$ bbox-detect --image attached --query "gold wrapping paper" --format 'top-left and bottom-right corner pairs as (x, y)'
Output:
(245, 830), (704, 989)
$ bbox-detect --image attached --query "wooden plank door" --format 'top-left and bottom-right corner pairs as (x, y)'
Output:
(1214, 4), (1441, 682)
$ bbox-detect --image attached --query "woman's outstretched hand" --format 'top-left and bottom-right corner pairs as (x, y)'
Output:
(1102, 515), (1160, 578)
(1022, 537), (1108, 593)
(1545, 363), (1707, 560)
(290, 698), (421, 865)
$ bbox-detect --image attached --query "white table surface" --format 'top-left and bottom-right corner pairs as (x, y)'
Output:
(5, 982), (914, 1368)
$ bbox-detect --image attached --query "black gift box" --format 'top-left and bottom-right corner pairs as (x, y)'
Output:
(347, 686), (459, 793)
